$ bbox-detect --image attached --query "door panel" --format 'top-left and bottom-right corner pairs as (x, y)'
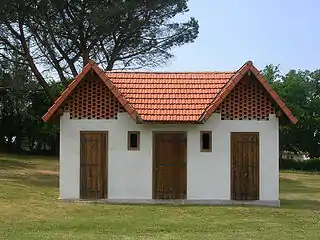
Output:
(231, 132), (259, 200)
(153, 133), (187, 199)
(80, 131), (108, 199)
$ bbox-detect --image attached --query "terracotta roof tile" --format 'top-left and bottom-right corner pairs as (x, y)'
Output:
(106, 71), (235, 122)
(42, 60), (297, 124)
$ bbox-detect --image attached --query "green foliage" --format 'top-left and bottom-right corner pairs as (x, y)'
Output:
(1, 0), (199, 99)
(280, 158), (320, 171)
(262, 65), (320, 157)
(0, 57), (59, 155)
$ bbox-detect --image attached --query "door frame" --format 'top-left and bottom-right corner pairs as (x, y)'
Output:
(79, 131), (108, 199)
(152, 131), (187, 199)
(230, 132), (260, 200)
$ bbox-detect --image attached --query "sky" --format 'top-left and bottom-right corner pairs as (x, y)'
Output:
(154, 0), (320, 73)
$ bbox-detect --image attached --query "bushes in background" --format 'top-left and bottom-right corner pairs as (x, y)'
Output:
(280, 158), (320, 171)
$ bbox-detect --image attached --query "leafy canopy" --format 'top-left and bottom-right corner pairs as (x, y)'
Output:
(0, 0), (199, 99)
(262, 65), (320, 158)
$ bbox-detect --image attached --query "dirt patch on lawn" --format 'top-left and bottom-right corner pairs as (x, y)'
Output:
(36, 170), (58, 175)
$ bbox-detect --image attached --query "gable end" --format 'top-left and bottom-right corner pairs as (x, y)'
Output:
(42, 60), (140, 122)
(202, 61), (298, 124)
(216, 74), (276, 120)
(61, 71), (125, 120)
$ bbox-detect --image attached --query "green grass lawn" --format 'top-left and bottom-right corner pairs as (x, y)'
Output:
(0, 154), (319, 240)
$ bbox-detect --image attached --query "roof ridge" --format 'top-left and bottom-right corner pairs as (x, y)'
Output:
(105, 70), (237, 74)
(42, 59), (297, 124)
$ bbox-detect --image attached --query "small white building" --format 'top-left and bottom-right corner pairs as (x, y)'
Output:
(43, 60), (297, 206)
(281, 151), (310, 161)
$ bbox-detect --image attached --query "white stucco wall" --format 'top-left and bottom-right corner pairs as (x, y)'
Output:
(59, 112), (279, 201)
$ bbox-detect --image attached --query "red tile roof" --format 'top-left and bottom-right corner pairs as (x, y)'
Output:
(106, 71), (235, 122)
(42, 60), (298, 124)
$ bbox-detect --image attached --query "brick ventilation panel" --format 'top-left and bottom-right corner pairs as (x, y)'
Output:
(216, 76), (276, 120)
(62, 74), (124, 119)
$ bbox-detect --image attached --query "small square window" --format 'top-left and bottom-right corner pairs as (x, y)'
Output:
(128, 131), (140, 151)
(200, 131), (212, 152)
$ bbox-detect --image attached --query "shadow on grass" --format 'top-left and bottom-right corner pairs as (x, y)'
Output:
(280, 178), (319, 194)
(0, 158), (36, 170)
(281, 170), (320, 175)
(280, 199), (320, 210)
(280, 177), (320, 210)
(0, 154), (58, 189)
(8, 172), (59, 188)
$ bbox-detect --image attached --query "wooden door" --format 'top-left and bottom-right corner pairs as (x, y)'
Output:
(153, 132), (187, 199)
(231, 132), (259, 200)
(80, 131), (108, 199)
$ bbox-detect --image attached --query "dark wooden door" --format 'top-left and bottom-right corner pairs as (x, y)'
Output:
(231, 132), (259, 200)
(153, 132), (187, 199)
(80, 131), (107, 199)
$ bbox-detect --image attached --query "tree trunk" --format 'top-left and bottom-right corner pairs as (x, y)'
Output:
(18, 19), (56, 102)
(25, 55), (55, 101)
(82, 49), (89, 67)
(14, 134), (23, 154)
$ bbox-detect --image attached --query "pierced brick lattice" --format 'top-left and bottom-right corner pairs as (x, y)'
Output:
(216, 76), (276, 120)
(62, 74), (125, 119)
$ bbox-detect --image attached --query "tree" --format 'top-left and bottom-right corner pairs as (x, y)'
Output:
(0, 54), (36, 152)
(0, 54), (60, 154)
(0, 0), (199, 100)
(261, 64), (281, 84)
(262, 65), (320, 158)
